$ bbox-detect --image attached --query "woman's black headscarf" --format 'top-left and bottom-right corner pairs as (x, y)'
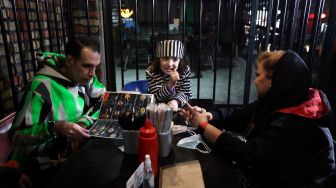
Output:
(255, 50), (311, 120)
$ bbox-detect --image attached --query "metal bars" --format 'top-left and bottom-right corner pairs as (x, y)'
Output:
(243, 0), (259, 105)
(118, 0), (125, 86)
(12, 0), (28, 84)
(23, 0), (37, 72)
(0, 0), (335, 116)
(52, 0), (61, 52)
(0, 4), (18, 109)
(35, 0), (45, 51)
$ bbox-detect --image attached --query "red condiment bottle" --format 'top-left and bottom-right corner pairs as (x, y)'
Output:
(138, 118), (159, 176)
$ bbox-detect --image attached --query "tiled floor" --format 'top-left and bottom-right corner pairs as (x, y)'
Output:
(115, 56), (257, 105)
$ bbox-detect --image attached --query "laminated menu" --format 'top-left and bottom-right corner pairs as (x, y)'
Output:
(89, 91), (154, 139)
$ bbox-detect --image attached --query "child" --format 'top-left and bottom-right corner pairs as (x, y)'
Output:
(146, 40), (192, 111)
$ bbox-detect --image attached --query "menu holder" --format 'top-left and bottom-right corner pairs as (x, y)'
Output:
(160, 160), (205, 188)
(89, 91), (154, 139)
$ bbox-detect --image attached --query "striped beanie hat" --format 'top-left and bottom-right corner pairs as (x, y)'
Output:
(156, 40), (184, 59)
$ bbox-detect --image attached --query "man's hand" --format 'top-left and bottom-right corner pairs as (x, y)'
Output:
(69, 139), (84, 151)
(54, 121), (90, 139)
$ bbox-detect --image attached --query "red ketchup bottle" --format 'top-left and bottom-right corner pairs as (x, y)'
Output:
(138, 118), (159, 176)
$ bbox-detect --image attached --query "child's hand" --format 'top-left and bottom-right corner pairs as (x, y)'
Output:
(168, 70), (180, 88)
(206, 112), (213, 121)
(167, 100), (179, 111)
(170, 70), (180, 82)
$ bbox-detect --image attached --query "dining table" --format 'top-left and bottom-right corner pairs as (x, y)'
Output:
(47, 126), (241, 188)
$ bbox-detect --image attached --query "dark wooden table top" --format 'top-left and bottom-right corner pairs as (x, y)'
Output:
(48, 129), (241, 188)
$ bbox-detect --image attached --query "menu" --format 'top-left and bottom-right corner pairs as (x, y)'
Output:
(89, 91), (154, 138)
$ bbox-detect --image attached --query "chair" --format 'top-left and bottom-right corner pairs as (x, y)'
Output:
(0, 112), (15, 163)
(123, 80), (148, 93)
(188, 99), (215, 112)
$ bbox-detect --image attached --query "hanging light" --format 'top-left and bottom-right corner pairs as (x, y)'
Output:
(121, 9), (134, 18)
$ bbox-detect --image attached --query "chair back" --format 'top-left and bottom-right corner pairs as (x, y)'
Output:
(123, 80), (148, 93)
(0, 112), (15, 163)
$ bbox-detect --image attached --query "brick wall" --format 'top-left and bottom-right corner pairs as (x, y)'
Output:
(71, 0), (104, 83)
(72, 0), (100, 40)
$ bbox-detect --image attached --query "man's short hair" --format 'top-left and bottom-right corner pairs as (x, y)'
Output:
(65, 36), (100, 60)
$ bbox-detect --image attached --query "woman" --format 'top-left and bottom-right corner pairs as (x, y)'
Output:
(183, 50), (335, 187)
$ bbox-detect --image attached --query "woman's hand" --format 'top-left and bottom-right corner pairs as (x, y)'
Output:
(179, 106), (213, 122)
(191, 110), (208, 128)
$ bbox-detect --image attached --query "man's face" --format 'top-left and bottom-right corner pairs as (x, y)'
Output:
(159, 57), (180, 75)
(254, 62), (272, 98)
(68, 47), (101, 85)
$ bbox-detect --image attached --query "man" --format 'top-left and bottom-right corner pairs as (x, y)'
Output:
(8, 36), (105, 180)
(182, 50), (335, 187)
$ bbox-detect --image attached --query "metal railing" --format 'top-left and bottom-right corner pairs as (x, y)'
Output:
(0, 0), (335, 119)
(102, 0), (336, 105)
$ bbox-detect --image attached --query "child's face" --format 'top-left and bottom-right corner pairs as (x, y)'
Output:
(159, 57), (180, 75)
